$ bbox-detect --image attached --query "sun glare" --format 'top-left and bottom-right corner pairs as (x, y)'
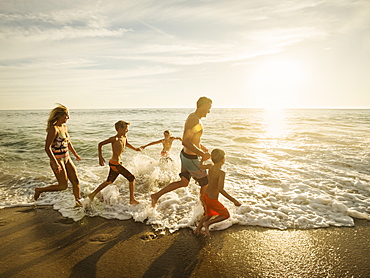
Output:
(249, 58), (306, 109)
(263, 108), (286, 137)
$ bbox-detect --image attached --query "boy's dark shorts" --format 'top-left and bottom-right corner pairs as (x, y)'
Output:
(107, 160), (135, 183)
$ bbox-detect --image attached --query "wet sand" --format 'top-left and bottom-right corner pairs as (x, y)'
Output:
(1, 206), (370, 278)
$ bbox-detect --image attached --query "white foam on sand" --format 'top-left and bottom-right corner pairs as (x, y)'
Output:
(23, 153), (370, 233)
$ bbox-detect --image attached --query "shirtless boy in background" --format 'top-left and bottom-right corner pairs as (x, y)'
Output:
(141, 130), (182, 158)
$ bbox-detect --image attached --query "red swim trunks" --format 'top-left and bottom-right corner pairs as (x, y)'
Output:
(202, 193), (230, 219)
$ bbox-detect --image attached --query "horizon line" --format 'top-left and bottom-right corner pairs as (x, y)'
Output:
(1, 106), (370, 111)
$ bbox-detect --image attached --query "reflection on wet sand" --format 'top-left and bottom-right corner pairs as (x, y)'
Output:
(194, 224), (370, 277)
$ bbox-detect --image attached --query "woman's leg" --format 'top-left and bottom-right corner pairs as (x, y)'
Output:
(65, 159), (81, 205)
(34, 160), (68, 200)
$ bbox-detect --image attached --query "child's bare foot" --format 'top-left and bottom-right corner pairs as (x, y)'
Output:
(130, 198), (140, 205)
(34, 188), (41, 201)
(151, 194), (158, 207)
(194, 227), (201, 235)
(75, 199), (82, 207)
(203, 222), (211, 236)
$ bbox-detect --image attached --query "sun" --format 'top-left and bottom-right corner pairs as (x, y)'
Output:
(249, 58), (306, 109)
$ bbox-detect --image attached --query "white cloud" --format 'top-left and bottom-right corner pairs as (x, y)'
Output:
(0, 11), (130, 41)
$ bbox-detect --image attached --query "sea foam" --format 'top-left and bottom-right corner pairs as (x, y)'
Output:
(0, 108), (369, 232)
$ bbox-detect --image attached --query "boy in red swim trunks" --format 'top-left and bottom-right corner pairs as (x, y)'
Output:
(194, 148), (241, 236)
(88, 121), (142, 204)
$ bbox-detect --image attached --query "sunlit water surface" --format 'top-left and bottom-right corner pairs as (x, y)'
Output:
(0, 108), (369, 232)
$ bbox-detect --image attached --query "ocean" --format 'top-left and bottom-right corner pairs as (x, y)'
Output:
(0, 108), (369, 232)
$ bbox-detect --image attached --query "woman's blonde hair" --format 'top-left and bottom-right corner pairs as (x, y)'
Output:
(46, 104), (68, 131)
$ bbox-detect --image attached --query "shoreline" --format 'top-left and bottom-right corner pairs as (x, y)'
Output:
(1, 206), (370, 277)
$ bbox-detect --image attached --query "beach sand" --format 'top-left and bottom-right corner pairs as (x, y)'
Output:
(1, 206), (370, 278)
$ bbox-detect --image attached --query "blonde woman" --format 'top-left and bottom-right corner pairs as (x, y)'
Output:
(34, 104), (82, 206)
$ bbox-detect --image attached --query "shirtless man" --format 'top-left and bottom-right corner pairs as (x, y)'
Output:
(141, 130), (182, 158)
(151, 97), (212, 207)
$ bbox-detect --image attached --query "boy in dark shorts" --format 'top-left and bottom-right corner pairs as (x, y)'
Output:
(88, 120), (142, 204)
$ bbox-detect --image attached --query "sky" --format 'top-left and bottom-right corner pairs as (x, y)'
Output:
(1, 0), (370, 110)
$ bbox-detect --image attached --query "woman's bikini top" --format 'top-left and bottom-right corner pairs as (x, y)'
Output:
(51, 130), (69, 153)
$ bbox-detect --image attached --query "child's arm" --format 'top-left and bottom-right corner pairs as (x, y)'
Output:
(220, 189), (242, 206)
(126, 139), (142, 152)
(140, 139), (163, 149)
(66, 127), (81, 161)
(218, 171), (242, 206)
(98, 137), (114, 166)
(200, 159), (212, 170)
(173, 137), (182, 141)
